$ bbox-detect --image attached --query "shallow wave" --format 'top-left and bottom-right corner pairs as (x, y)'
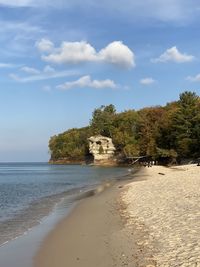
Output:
(0, 163), (131, 247)
(0, 186), (89, 246)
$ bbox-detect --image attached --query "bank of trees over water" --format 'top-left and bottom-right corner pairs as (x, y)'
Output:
(49, 91), (200, 163)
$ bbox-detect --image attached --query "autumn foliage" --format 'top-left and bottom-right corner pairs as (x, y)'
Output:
(49, 91), (200, 163)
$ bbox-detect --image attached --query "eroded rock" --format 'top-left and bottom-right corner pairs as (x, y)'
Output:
(88, 135), (116, 165)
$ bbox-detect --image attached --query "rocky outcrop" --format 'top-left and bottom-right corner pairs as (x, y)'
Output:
(88, 135), (116, 165)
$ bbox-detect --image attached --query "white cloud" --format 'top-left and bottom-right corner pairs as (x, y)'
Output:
(35, 38), (54, 52)
(38, 40), (135, 68)
(57, 75), (117, 90)
(21, 66), (40, 75)
(10, 69), (78, 83)
(140, 77), (156, 85)
(99, 41), (135, 68)
(186, 74), (200, 82)
(42, 41), (97, 64)
(152, 46), (195, 63)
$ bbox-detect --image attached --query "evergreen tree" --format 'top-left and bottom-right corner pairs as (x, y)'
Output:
(48, 91), (200, 163)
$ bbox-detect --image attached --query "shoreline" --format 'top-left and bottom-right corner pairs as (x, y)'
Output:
(0, 164), (129, 247)
(34, 164), (200, 267)
(0, 164), (132, 267)
(34, 170), (143, 267)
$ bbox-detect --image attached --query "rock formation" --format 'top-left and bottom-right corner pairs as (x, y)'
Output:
(88, 135), (116, 165)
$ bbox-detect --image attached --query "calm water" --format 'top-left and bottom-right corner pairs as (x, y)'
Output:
(0, 162), (128, 246)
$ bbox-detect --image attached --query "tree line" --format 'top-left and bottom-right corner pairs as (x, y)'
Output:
(49, 91), (200, 164)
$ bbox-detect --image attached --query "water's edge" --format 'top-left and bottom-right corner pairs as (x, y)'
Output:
(0, 165), (137, 267)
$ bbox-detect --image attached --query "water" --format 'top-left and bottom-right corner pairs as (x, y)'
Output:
(0, 162), (128, 246)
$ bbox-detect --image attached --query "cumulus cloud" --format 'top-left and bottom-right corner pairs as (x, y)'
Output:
(57, 75), (117, 90)
(140, 77), (156, 85)
(152, 46), (195, 63)
(186, 74), (200, 82)
(99, 41), (135, 68)
(37, 39), (135, 68)
(42, 41), (97, 64)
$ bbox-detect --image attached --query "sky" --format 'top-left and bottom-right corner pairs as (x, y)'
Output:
(1, 0), (200, 161)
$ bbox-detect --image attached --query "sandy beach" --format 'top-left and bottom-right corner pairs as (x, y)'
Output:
(121, 165), (200, 267)
(34, 177), (139, 267)
(35, 165), (200, 267)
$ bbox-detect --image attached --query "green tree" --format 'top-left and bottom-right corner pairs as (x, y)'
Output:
(49, 127), (92, 161)
(112, 110), (139, 156)
(90, 104), (116, 137)
(137, 106), (165, 158)
(48, 91), (200, 163)
(170, 91), (200, 157)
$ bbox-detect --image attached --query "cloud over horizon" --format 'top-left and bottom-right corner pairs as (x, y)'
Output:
(57, 75), (117, 90)
(37, 40), (135, 69)
(152, 46), (195, 63)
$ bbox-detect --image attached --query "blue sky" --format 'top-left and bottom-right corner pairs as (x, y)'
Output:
(1, 0), (200, 161)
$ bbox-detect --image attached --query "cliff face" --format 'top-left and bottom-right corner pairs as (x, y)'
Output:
(88, 135), (116, 165)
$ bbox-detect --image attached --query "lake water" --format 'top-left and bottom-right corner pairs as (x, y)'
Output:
(0, 162), (128, 247)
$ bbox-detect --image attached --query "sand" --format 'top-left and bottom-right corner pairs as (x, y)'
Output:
(35, 165), (200, 267)
(34, 176), (141, 267)
(121, 164), (200, 267)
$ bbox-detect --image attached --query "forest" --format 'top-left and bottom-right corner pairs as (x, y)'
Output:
(49, 91), (200, 164)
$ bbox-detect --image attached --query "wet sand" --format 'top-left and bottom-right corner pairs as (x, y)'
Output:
(35, 164), (200, 267)
(34, 177), (140, 267)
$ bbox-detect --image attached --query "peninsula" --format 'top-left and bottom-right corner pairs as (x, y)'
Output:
(49, 91), (200, 166)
